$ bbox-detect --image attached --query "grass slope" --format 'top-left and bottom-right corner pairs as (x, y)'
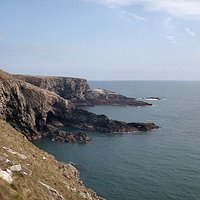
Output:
(0, 120), (103, 200)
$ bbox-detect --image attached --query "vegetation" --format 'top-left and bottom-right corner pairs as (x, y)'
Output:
(0, 120), (103, 200)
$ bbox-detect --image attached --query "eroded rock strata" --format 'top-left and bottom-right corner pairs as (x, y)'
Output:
(14, 74), (151, 106)
(0, 70), (158, 142)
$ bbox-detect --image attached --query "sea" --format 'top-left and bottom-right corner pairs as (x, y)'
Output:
(34, 81), (200, 200)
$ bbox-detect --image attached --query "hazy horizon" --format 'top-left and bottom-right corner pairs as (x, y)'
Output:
(1, 0), (200, 80)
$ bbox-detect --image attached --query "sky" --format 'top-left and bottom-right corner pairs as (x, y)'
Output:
(0, 0), (200, 80)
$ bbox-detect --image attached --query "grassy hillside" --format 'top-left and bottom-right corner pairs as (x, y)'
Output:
(0, 120), (103, 200)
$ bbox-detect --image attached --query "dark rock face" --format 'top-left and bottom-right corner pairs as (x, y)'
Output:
(14, 75), (151, 107)
(62, 109), (159, 133)
(46, 125), (91, 143)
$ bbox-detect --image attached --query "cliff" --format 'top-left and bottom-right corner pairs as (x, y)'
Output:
(14, 74), (151, 107)
(0, 119), (103, 200)
(0, 70), (73, 140)
(0, 70), (158, 141)
(14, 74), (89, 102)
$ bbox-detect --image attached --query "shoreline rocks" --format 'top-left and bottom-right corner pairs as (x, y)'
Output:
(46, 125), (91, 143)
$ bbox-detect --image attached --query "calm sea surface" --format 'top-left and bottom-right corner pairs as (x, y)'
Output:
(34, 81), (200, 200)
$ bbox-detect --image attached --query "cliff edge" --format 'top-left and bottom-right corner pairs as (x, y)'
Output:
(14, 74), (151, 107)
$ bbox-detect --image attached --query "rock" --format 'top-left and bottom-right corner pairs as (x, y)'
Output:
(3, 147), (27, 160)
(83, 88), (151, 107)
(9, 164), (22, 172)
(0, 168), (13, 184)
(47, 125), (91, 144)
(39, 181), (65, 200)
(74, 132), (91, 143)
(63, 109), (159, 133)
(9, 164), (32, 176)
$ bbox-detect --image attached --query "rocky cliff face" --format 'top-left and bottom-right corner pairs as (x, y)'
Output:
(0, 119), (103, 200)
(1, 70), (158, 141)
(14, 74), (151, 107)
(0, 70), (73, 140)
(14, 74), (89, 102)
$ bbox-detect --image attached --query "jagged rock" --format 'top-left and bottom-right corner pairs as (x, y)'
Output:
(83, 88), (151, 106)
(63, 109), (159, 133)
(74, 132), (91, 143)
(47, 125), (91, 143)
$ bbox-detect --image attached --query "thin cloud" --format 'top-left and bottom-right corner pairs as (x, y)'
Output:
(92, 0), (200, 21)
(165, 35), (177, 44)
(185, 28), (197, 37)
(119, 10), (146, 21)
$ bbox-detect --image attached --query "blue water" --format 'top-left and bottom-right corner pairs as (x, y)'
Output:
(34, 81), (200, 200)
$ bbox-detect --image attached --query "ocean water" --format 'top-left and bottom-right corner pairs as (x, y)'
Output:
(34, 81), (200, 200)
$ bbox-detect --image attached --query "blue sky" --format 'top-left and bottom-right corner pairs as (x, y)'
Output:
(1, 0), (200, 80)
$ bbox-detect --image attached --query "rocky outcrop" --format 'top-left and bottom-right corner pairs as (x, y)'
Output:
(14, 74), (151, 107)
(14, 74), (89, 102)
(0, 70), (158, 141)
(0, 119), (104, 200)
(61, 109), (158, 133)
(82, 88), (151, 106)
(47, 125), (91, 143)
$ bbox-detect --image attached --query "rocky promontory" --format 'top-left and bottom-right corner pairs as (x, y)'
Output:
(83, 88), (151, 106)
(14, 74), (151, 107)
(0, 70), (158, 142)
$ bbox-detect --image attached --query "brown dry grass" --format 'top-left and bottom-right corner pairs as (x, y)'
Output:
(0, 120), (102, 200)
